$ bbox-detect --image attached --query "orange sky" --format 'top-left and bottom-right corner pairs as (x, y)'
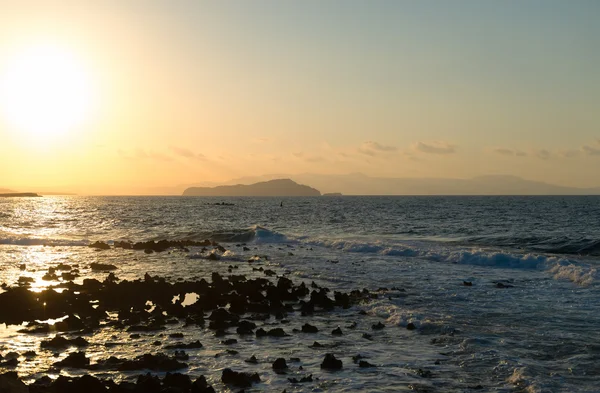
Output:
(1, 1), (599, 194)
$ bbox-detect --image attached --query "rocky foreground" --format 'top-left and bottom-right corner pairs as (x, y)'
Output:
(0, 240), (407, 392)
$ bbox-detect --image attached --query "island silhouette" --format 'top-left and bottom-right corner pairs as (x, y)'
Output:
(182, 179), (320, 197)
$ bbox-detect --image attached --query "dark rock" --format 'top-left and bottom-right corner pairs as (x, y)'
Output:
(206, 253), (220, 261)
(221, 339), (238, 345)
(40, 335), (70, 349)
(54, 351), (90, 368)
(266, 328), (286, 337)
(236, 320), (256, 335)
(320, 353), (342, 370)
(406, 323), (416, 330)
(352, 354), (365, 363)
(164, 340), (203, 349)
(116, 353), (188, 372)
(135, 373), (161, 392)
(191, 375), (216, 393)
(90, 262), (117, 271)
(89, 241), (110, 250)
(163, 372), (192, 391)
(372, 322), (385, 330)
(301, 323), (318, 333)
(221, 368), (260, 388)
(0, 372), (27, 393)
(272, 357), (288, 371)
(288, 374), (313, 383)
(331, 327), (343, 336)
(359, 360), (376, 368)
(245, 355), (258, 364)
(463, 281), (473, 286)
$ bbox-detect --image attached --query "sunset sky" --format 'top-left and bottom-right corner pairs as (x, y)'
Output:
(1, 1), (599, 194)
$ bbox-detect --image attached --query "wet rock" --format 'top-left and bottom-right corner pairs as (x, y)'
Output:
(288, 374), (313, 383)
(113, 241), (132, 249)
(54, 351), (90, 368)
(41, 335), (89, 350)
(406, 323), (416, 330)
(135, 373), (161, 392)
(191, 375), (216, 393)
(169, 332), (184, 338)
(267, 328), (287, 337)
(310, 341), (324, 348)
(163, 372), (192, 391)
(221, 368), (261, 388)
(221, 339), (238, 345)
(0, 358), (18, 368)
(301, 323), (318, 333)
(320, 353), (343, 370)
(90, 262), (117, 271)
(40, 335), (70, 349)
(416, 368), (433, 378)
(89, 241), (110, 250)
(174, 350), (189, 360)
(206, 253), (220, 261)
(236, 320), (256, 335)
(164, 340), (203, 349)
(372, 322), (385, 330)
(359, 360), (376, 368)
(0, 372), (29, 393)
(92, 353), (188, 372)
(272, 357), (288, 371)
(331, 327), (343, 336)
(463, 281), (473, 286)
(245, 355), (258, 364)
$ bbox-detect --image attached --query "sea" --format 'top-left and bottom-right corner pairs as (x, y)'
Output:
(0, 195), (598, 392)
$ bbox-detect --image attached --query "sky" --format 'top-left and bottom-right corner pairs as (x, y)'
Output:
(0, 0), (599, 194)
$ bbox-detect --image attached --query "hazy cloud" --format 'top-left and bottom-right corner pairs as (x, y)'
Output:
(533, 149), (551, 160)
(358, 141), (397, 156)
(169, 146), (205, 160)
(292, 152), (326, 163)
(169, 146), (195, 158)
(492, 147), (527, 157)
(582, 144), (600, 156)
(412, 141), (456, 154)
(118, 148), (174, 162)
(559, 149), (581, 158)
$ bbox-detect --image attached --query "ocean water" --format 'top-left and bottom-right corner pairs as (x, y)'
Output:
(0, 195), (599, 392)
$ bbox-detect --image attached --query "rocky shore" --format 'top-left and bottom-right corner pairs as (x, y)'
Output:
(0, 239), (408, 392)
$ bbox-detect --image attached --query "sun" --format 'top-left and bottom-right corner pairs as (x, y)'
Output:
(0, 43), (95, 138)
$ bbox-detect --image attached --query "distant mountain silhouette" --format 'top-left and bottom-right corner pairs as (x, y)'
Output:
(0, 193), (40, 197)
(184, 173), (600, 196)
(0, 188), (15, 194)
(182, 179), (321, 196)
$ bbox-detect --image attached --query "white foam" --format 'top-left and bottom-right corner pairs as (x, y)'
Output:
(302, 236), (595, 285)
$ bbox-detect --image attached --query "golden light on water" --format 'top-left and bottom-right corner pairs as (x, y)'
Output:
(0, 43), (97, 140)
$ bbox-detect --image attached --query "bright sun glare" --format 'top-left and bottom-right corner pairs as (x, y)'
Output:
(0, 43), (95, 138)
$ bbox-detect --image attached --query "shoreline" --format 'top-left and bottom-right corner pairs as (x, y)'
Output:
(0, 240), (408, 392)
